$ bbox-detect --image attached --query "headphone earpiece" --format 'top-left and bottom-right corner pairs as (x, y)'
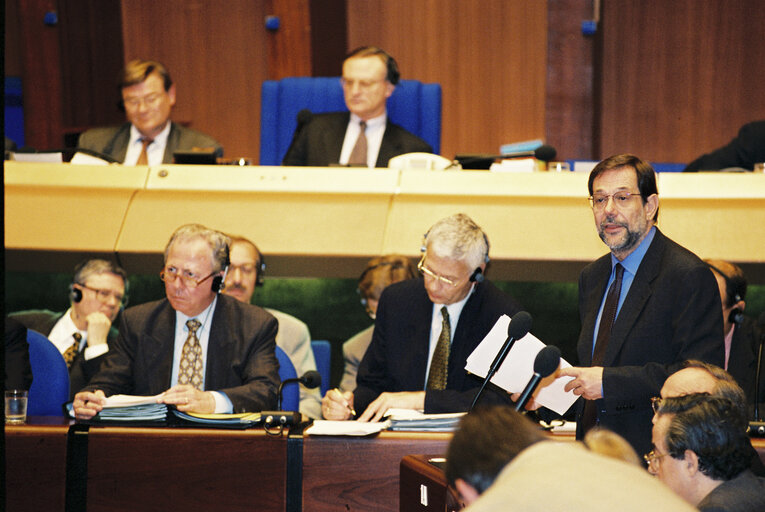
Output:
(470, 268), (484, 283)
(255, 252), (266, 287)
(729, 307), (745, 325)
(69, 284), (83, 303)
(211, 243), (231, 294)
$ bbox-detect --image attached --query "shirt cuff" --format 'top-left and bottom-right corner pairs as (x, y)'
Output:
(211, 391), (233, 413)
(83, 343), (108, 360)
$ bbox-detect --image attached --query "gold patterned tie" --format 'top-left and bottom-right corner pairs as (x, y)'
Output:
(62, 332), (82, 369)
(136, 137), (153, 165)
(178, 319), (204, 389)
(427, 307), (451, 390)
(348, 121), (367, 166)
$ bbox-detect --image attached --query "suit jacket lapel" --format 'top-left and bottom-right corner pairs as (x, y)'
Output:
(322, 113), (350, 164)
(579, 257), (612, 366)
(103, 124), (131, 163)
(142, 300), (177, 390)
(163, 122), (180, 163)
(376, 119), (400, 167)
(205, 298), (229, 389)
(602, 230), (666, 366)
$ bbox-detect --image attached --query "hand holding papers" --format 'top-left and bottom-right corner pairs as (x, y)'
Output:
(466, 314), (578, 415)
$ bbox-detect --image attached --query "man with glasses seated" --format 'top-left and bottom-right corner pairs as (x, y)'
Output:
(11, 259), (128, 399)
(322, 213), (523, 421)
(649, 393), (765, 511)
(72, 224), (279, 419)
(555, 154), (723, 457)
(282, 46), (432, 168)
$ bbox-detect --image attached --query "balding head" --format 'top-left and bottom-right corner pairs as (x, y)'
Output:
(660, 367), (717, 398)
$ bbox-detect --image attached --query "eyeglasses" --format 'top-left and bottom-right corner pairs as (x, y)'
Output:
(651, 396), (663, 414)
(340, 78), (386, 90)
(417, 256), (462, 287)
(123, 93), (163, 110)
(588, 191), (642, 210)
(160, 266), (217, 288)
(79, 284), (127, 305)
(229, 263), (256, 275)
(643, 449), (668, 473)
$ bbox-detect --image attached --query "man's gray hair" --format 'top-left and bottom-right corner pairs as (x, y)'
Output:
(164, 224), (230, 273)
(424, 213), (488, 271)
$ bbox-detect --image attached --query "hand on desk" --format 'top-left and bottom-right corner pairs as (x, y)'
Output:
(560, 366), (604, 400)
(322, 389), (355, 420)
(159, 384), (215, 414)
(73, 390), (107, 419)
(357, 391), (425, 423)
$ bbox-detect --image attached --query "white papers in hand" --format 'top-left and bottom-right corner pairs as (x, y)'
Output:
(102, 393), (164, 408)
(465, 314), (577, 415)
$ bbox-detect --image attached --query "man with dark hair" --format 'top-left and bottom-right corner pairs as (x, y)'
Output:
(73, 224), (279, 418)
(704, 259), (764, 410)
(11, 259), (127, 398)
(78, 59), (222, 164)
(650, 394), (765, 510)
(558, 154), (723, 456)
(445, 406), (694, 510)
(282, 46), (432, 167)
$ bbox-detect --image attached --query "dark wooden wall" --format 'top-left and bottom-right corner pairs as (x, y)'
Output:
(6, 0), (765, 164)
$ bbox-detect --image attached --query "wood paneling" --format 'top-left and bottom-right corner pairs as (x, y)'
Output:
(598, 0), (765, 162)
(265, 0), (313, 79)
(120, 0), (269, 161)
(347, 0), (548, 159)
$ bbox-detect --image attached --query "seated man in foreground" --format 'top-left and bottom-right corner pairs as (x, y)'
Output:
(73, 224), (279, 418)
(78, 59), (222, 164)
(322, 213), (523, 421)
(445, 406), (695, 510)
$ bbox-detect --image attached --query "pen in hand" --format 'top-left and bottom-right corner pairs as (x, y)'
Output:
(334, 388), (357, 417)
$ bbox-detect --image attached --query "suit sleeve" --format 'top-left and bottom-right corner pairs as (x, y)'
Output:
(83, 311), (143, 396)
(281, 121), (311, 166)
(683, 121), (765, 171)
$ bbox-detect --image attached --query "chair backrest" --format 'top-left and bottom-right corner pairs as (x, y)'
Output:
(259, 76), (442, 165)
(275, 345), (299, 412)
(27, 329), (70, 416)
(310, 340), (332, 397)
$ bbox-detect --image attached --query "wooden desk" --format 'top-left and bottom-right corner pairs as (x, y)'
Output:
(301, 431), (452, 512)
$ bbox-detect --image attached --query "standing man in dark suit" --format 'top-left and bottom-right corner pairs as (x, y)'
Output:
(322, 213), (523, 421)
(78, 59), (222, 164)
(559, 154), (723, 456)
(282, 46), (433, 168)
(10, 259), (127, 399)
(73, 224), (279, 419)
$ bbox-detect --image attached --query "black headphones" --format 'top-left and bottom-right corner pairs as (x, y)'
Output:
(69, 283), (83, 303)
(211, 243), (231, 294)
(420, 229), (490, 283)
(707, 262), (746, 325)
(254, 246), (267, 287)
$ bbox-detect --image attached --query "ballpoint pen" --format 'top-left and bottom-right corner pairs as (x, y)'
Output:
(333, 388), (357, 417)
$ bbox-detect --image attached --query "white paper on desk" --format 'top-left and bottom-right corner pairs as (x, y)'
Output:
(70, 152), (112, 165)
(465, 314), (578, 415)
(304, 420), (391, 436)
(102, 393), (164, 408)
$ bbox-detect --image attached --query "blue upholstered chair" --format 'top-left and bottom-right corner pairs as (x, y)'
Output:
(310, 340), (332, 397)
(275, 345), (299, 411)
(27, 329), (70, 416)
(259, 76), (442, 165)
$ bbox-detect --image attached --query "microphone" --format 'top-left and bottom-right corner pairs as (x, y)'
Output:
(749, 312), (765, 436)
(282, 109), (313, 160)
(454, 144), (558, 169)
(263, 370), (322, 428)
(514, 345), (561, 411)
(470, 311), (533, 411)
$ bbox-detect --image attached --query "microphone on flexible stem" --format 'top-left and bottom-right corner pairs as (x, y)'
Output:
(453, 145), (558, 169)
(263, 370), (321, 428)
(515, 345), (561, 412)
(749, 312), (765, 436)
(470, 311), (533, 411)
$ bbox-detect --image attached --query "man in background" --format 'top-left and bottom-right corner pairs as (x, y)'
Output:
(282, 46), (432, 167)
(222, 235), (321, 419)
(650, 394), (765, 511)
(73, 224), (278, 418)
(78, 59), (222, 164)
(559, 154), (723, 456)
(11, 259), (127, 398)
(683, 120), (765, 172)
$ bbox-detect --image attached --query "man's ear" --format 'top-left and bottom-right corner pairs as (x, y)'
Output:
(643, 193), (659, 221)
(454, 478), (480, 505)
(683, 449), (700, 477)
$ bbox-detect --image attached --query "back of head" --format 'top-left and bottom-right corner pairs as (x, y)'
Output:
(704, 259), (747, 307)
(357, 254), (417, 303)
(671, 360), (748, 418)
(445, 406), (545, 494)
(658, 393), (751, 481)
(72, 258), (128, 287)
(583, 427), (642, 466)
(424, 213), (489, 271)
(164, 223), (230, 273)
(588, 154), (659, 221)
(120, 59), (173, 91)
(345, 46), (400, 85)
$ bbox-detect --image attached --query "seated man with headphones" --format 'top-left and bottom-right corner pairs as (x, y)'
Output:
(322, 213), (524, 422)
(73, 224), (280, 418)
(705, 259), (764, 411)
(10, 259), (127, 400)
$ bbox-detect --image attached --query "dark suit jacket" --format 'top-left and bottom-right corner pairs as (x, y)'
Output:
(575, 229), (724, 455)
(697, 470), (765, 512)
(83, 295), (279, 413)
(78, 122), (223, 163)
(281, 112), (433, 167)
(9, 309), (118, 399)
(5, 316), (32, 390)
(727, 315), (765, 413)
(684, 120), (765, 172)
(355, 278), (523, 415)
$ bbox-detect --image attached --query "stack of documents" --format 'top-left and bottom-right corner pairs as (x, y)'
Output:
(170, 410), (262, 428)
(387, 409), (465, 432)
(96, 394), (167, 422)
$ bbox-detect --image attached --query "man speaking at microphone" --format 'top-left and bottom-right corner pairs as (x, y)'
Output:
(73, 224), (279, 419)
(557, 154), (723, 456)
(322, 213), (523, 421)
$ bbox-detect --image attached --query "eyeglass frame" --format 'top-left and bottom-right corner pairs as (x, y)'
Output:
(588, 190), (643, 211)
(340, 77), (387, 90)
(159, 266), (217, 288)
(417, 254), (469, 288)
(77, 283), (128, 305)
(643, 448), (668, 473)
(650, 396), (663, 414)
